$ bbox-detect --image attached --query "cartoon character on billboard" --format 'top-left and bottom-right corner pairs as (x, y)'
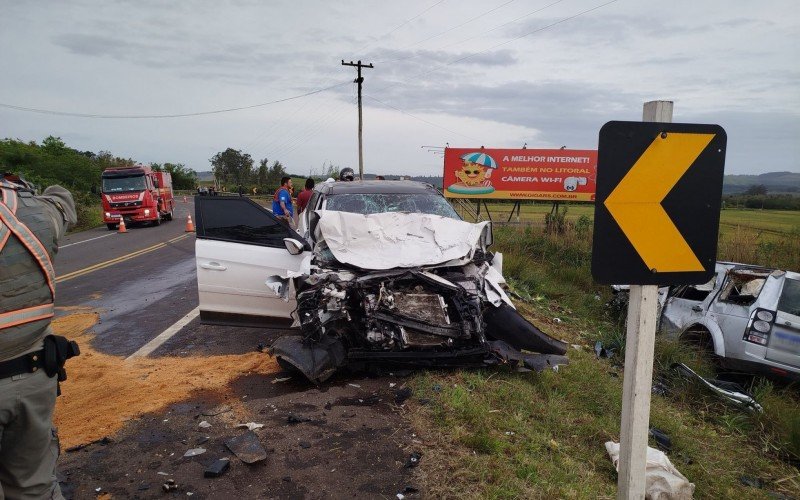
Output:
(447, 152), (497, 195)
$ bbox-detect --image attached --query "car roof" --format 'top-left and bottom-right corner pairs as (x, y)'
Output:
(316, 180), (439, 195)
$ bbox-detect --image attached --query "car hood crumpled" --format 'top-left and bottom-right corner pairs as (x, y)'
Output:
(314, 210), (490, 270)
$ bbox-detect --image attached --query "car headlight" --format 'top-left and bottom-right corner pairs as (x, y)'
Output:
(752, 320), (771, 333)
(756, 310), (774, 322)
(144, 209), (151, 216)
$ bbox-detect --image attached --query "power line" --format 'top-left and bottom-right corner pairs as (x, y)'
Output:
(376, 0), (565, 64)
(375, 0), (618, 93)
(362, 0), (448, 53)
(373, 0), (520, 63)
(0, 81), (351, 119)
(363, 94), (481, 142)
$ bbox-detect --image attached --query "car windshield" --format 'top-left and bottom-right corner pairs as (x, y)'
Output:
(102, 175), (147, 193)
(778, 278), (800, 316)
(325, 193), (460, 219)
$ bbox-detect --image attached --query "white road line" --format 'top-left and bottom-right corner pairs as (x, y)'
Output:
(59, 233), (114, 249)
(126, 306), (200, 360)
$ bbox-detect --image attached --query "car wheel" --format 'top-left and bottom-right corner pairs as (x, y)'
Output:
(107, 223), (117, 231)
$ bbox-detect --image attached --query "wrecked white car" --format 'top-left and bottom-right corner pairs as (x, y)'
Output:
(615, 262), (800, 381)
(194, 181), (567, 383)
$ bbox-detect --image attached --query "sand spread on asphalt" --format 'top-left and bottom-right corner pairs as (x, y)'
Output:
(52, 310), (279, 449)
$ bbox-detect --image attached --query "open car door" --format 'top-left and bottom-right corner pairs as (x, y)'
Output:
(194, 196), (309, 328)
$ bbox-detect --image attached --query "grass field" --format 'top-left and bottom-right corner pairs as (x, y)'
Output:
(407, 214), (800, 498)
(454, 201), (800, 234)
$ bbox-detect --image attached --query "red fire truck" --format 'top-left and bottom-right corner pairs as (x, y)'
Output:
(101, 165), (175, 230)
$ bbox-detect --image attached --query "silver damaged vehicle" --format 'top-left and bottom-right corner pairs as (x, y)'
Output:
(618, 262), (800, 380)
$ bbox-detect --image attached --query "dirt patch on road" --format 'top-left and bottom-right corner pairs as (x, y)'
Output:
(52, 310), (279, 448)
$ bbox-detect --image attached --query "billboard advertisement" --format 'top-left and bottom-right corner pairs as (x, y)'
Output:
(443, 148), (597, 201)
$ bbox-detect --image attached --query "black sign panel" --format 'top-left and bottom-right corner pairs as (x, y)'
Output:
(591, 121), (726, 285)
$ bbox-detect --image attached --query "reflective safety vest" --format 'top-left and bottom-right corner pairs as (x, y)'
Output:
(0, 180), (56, 330)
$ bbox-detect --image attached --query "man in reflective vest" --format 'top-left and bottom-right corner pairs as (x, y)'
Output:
(0, 174), (77, 499)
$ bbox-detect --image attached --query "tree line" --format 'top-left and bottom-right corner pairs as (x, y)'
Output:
(0, 136), (198, 191)
(209, 148), (342, 194)
(0, 136), (200, 230)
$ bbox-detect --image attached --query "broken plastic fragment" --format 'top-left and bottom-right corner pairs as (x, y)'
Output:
(236, 422), (264, 431)
(183, 448), (206, 457)
(204, 458), (230, 478)
(225, 431), (267, 464)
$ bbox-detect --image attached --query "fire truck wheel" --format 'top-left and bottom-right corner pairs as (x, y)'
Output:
(106, 223), (117, 231)
(165, 210), (173, 221)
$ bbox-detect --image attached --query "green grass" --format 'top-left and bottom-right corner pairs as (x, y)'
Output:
(407, 222), (800, 499)
(719, 209), (800, 234)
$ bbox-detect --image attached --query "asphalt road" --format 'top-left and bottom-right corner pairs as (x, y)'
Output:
(55, 197), (199, 357)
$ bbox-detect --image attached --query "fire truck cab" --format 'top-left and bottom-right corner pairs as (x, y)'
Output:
(101, 165), (175, 229)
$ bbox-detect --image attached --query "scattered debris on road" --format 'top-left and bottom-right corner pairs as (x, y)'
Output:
(236, 422), (264, 431)
(204, 458), (231, 478)
(404, 451), (422, 469)
(225, 431), (267, 464)
(286, 414), (312, 424)
(162, 478), (178, 493)
(183, 448), (206, 457)
(394, 387), (413, 405)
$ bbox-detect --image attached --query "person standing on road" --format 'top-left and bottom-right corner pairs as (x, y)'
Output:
(272, 176), (294, 226)
(0, 173), (79, 500)
(296, 178), (315, 214)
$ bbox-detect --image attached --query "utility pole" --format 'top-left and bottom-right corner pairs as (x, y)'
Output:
(342, 59), (374, 180)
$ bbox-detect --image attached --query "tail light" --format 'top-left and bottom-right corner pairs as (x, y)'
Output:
(744, 308), (775, 345)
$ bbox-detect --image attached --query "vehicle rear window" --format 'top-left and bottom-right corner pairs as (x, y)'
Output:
(778, 278), (800, 316)
(198, 198), (291, 247)
(325, 193), (460, 219)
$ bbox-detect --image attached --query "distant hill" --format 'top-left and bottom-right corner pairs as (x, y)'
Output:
(723, 171), (800, 194)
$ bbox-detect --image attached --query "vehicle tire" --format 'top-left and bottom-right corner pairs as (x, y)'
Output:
(107, 223), (117, 231)
(165, 209), (173, 221)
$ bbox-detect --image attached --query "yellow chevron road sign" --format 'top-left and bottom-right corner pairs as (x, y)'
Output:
(592, 122), (727, 285)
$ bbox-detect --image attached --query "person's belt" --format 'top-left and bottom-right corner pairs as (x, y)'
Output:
(0, 350), (45, 379)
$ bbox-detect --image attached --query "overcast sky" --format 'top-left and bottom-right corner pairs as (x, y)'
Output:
(1, 0), (798, 176)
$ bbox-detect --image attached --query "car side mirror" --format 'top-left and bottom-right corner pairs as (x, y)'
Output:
(283, 238), (304, 255)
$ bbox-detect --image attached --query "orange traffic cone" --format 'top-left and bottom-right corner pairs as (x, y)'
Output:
(185, 215), (195, 232)
(118, 218), (128, 233)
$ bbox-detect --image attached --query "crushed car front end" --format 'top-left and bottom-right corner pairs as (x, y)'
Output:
(270, 210), (568, 383)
